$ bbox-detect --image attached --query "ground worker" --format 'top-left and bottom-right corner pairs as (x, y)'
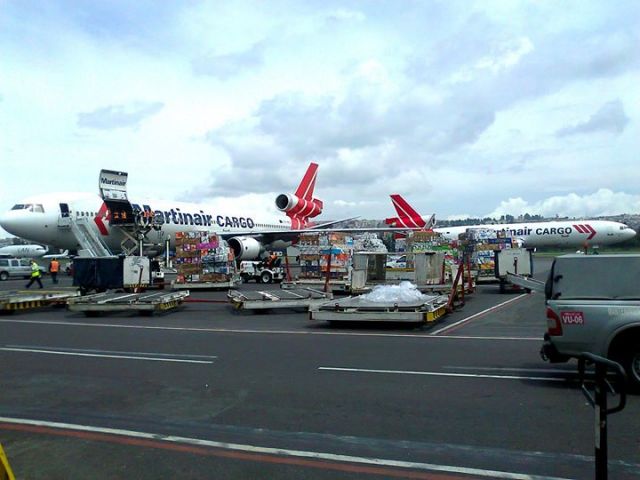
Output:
(25, 260), (43, 289)
(265, 252), (278, 268)
(49, 257), (60, 284)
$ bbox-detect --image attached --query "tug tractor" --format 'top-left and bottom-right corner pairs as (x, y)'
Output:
(239, 259), (285, 284)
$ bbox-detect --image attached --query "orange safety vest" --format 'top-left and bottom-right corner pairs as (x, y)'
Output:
(49, 260), (60, 273)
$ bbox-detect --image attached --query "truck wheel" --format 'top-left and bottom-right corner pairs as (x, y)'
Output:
(260, 271), (273, 284)
(0, 272), (8, 281)
(620, 346), (640, 392)
(241, 273), (250, 283)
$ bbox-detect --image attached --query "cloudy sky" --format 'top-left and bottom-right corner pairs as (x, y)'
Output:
(1, 1), (639, 236)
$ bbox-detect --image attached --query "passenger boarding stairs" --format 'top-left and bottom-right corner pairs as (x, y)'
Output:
(68, 217), (113, 257)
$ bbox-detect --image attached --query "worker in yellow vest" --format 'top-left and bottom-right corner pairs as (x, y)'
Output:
(25, 260), (43, 289)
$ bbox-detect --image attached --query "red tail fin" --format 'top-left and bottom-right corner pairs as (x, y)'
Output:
(275, 163), (323, 229)
(389, 194), (426, 228)
(294, 163), (318, 201)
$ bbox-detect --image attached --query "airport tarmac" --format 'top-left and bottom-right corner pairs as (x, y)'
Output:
(0, 257), (639, 479)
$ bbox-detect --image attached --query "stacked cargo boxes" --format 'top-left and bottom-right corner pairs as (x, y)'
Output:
(407, 231), (448, 253)
(174, 231), (236, 284)
(297, 233), (353, 280)
(463, 228), (515, 279)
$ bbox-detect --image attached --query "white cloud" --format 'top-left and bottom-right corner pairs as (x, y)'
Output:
(0, 0), (639, 239)
(486, 189), (640, 219)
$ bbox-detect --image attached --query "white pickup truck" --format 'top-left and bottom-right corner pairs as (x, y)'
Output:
(541, 254), (640, 390)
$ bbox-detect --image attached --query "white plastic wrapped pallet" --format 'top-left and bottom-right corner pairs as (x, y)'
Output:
(360, 281), (432, 303)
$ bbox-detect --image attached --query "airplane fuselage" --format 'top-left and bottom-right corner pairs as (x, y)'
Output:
(0, 193), (297, 253)
(0, 244), (47, 258)
(434, 220), (635, 248)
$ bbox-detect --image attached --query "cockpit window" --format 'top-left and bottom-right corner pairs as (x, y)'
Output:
(10, 203), (44, 212)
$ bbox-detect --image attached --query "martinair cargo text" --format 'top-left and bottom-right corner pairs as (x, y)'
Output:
(385, 194), (636, 248)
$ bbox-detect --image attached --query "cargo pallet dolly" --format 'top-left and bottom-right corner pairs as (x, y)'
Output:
(228, 287), (333, 311)
(172, 275), (241, 291)
(67, 290), (189, 316)
(309, 294), (448, 324)
(0, 289), (81, 313)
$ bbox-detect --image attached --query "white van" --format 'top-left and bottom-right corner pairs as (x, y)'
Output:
(0, 258), (32, 280)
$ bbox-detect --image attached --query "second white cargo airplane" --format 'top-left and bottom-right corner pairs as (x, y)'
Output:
(386, 194), (636, 248)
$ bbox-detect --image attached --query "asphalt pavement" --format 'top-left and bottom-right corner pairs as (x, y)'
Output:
(0, 257), (638, 479)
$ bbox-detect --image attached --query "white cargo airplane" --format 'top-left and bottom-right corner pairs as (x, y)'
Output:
(0, 244), (47, 258)
(386, 194), (636, 248)
(0, 164), (398, 260)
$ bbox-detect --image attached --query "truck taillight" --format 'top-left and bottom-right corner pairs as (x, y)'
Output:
(546, 307), (563, 336)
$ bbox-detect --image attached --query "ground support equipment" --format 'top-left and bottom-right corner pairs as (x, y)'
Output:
(172, 278), (240, 291)
(67, 291), (189, 316)
(0, 290), (81, 313)
(310, 294), (448, 324)
(281, 279), (348, 293)
(228, 288), (333, 311)
(505, 273), (545, 293)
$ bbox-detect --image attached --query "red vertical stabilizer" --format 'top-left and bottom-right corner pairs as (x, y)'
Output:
(275, 163), (323, 229)
(385, 194), (427, 229)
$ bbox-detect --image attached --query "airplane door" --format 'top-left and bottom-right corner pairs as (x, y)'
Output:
(58, 203), (70, 227)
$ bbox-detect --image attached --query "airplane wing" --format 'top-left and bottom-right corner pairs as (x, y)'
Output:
(217, 225), (426, 238)
(307, 216), (361, 229)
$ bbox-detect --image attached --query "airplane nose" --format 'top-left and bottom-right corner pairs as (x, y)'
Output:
(0, 210), (28, 236)
(628, 228), (637, 239)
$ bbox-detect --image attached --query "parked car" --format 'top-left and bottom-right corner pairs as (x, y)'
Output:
(0, 258), (44, 280)
(385, 255), (407, 269)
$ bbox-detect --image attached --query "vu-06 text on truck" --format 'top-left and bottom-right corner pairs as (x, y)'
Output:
(541, 254), (640, 390)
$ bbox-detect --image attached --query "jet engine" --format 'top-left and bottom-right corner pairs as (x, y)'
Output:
(275, 194), (323, 219)
(227, 236), (263, 261)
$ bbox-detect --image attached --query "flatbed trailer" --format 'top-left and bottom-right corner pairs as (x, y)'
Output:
(67, 291), (189, 316)
(172, 277), (240, 290)
(228, 287), (333, 311)
(310, 294), (448, 324)
(0, 289), (81, 312)
(280, 278), (349, 293)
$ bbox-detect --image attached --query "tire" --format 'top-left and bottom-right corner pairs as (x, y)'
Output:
(241, 273), (250, 284)
(0, 272), (8, 281)
(620, 345), (640, 392)
(260, 271), (273, 284)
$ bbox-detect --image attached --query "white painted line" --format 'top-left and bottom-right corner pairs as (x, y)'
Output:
(6, 345), (217, 360)
(0, 416), (573, 480)
(431, 294), (529, 335)
(0, 319), (539, 341)
(0, 347), (213, 364)
(318, 367), (567, 382)
(444, 366), (576, 374)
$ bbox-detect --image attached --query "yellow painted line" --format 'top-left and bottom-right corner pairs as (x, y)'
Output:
(0, 442), (15, 480)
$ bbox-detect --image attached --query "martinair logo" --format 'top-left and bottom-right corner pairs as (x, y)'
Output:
(94, 202), (110, 235)
(573, 224), (596, 240)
